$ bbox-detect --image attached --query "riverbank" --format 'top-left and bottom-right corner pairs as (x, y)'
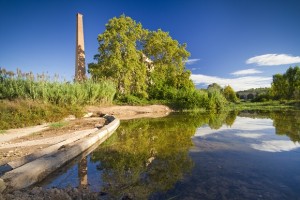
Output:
(0, 104), (171, 198)
(229, 100), (300, 111)
(0, 105), (171, 168)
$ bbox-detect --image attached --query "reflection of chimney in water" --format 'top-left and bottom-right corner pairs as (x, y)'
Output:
(75, 13), (86, 81)
(78, 156), (88, 189)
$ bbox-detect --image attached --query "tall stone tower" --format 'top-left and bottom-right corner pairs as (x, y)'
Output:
(75, 13), (86, 81)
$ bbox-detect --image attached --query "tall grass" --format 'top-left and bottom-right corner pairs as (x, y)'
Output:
(0, 68), (117, 129)
(0, 68), (116, 106)
(0, 99), (82, 129)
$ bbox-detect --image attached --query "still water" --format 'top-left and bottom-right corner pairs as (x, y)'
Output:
(39, 111), (300, 199)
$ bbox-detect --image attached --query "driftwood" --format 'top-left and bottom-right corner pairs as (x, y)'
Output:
(0, 116), (120, 193)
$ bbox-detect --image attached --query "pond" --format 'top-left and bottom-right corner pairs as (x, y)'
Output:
(38, 110), (300, 200)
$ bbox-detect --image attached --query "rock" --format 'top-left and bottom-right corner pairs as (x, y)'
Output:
(83, 113), (93, 118)
(94, 124), (103, 129)
(0, 178), (6, 193)
(64, 115), (76, 121)
(48, 188), (72, 200)
(30, 187), (42, 195)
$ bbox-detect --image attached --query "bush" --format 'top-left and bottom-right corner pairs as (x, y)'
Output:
(115, 94), (148, 105)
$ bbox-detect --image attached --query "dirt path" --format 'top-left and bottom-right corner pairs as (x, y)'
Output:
(0, 105), (171, 167)
(0, 124), (49, 144)
(86, 104), (171, 120)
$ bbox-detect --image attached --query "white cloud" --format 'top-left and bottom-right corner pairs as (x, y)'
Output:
(231, 68), (262, 76)
(251, 140), (300, 152)
(185, 58), (200, 65)
(193, 117), (300, 153)
(246, 54), (300, 66)
(191, 74), (272, 91)
(235, 133), (264, 138)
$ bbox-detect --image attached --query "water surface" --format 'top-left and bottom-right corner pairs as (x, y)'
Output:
(39, 111), (300, 200)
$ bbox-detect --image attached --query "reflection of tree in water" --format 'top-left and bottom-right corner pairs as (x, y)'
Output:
(239, 110), (300, 142)
(90, 112), (238, 199)
(271, 110), (300, 142)
(205, 111), (238, 129)
(225, 110), (239, 127)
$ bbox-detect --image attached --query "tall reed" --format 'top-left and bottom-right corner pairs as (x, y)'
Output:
(0, 68), (116, 106)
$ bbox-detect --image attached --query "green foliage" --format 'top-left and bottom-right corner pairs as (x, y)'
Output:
(144, 29), (193, 90)
(271, 66), (300, 100)
(207, 87), (228, 111)
(115, 94), (148, 105)
(271, 73), (289, 99)
(251, 93), (272, 102)
(0, 68), (116, 106)
(223, 85), (238, 103)
(229, 100), (300, 111)
(88, 15), (194, 105)
(207, 83), (223, 93)
(88, 15), (148, 97)
(86, 15), (232, 111)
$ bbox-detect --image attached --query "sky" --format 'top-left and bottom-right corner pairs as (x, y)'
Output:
(1, 0), (300, 91)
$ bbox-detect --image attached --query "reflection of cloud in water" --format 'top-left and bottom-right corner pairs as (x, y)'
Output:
(235, 133), (264, 138)
(194, 116), (300, 152)
(251, 140), (300, 152)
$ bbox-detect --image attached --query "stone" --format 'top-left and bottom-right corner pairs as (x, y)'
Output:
(83, 112), (93, 118)
(94, 124), (103, 129)
(64, 115), (76, 121)
(0, 179), (6, 193)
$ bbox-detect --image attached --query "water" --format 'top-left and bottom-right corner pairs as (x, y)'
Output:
(38, 110), (300, 200)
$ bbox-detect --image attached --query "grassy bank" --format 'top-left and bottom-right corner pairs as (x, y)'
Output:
(0, 99), (82, 130)
(0, 68), (116, 130)
(229, 100), (300, 111)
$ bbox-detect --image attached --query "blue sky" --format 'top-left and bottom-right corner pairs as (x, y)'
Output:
(1, 0), (300, 91)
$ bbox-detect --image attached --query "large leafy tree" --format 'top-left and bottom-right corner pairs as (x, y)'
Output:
(143, 29), (193, 97)
(89, 15), (148, 97)
(271, 66), (300, 99)
(88, 15), (193, 99)
(271, 74), (288, 99)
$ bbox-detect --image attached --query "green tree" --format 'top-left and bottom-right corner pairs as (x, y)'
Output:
(271, 74), (288, 99)
(143, 29), (193, 98)
(207, 83), (223, 94)
(223, 85), (238, 103)
(285, 66), (300, 99)
(271, 66), (300, 100)
(88, 15), (149, 98)
(88, 15), (194, 100)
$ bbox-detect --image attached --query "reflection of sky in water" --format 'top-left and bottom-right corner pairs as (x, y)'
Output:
(193, 116), (300, 152)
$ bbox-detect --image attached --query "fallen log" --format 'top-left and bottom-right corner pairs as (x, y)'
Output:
(0, 116), (120, 193)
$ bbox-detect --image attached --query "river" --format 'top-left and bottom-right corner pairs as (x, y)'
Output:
(38, 110), (300, 200)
